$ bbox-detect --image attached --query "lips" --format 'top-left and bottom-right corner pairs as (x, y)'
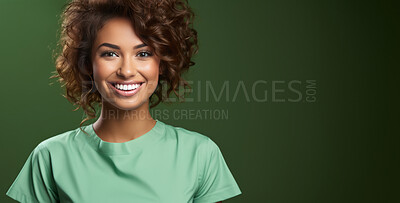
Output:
(112, 82), (142, 91)
(110, 81), (144, 85)
(108, 82), (143, 97)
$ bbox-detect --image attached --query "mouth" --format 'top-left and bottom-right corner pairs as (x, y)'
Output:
(108, 82), (144, 97)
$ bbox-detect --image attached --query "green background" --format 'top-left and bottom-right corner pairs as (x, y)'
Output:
(0, 0), (398, 202)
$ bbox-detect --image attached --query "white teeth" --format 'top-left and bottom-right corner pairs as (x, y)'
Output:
(113, 83), (141, 91)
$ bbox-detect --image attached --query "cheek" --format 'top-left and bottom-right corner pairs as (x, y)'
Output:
(92, 61), (114, 83)
(142, 60), (160, 86)
(92, 61), (116, 95)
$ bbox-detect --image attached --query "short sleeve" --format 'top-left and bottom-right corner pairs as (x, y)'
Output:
(194, 138), (242, 203)
(6, 142), (59, 203)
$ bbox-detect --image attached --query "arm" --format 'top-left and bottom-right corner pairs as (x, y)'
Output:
(6, 143), (59, 202)
(194, 138), (241, 203)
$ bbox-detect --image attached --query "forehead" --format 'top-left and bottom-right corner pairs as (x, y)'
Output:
(94, 17), (143, 48)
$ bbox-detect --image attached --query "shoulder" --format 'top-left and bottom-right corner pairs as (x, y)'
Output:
(33, 126), (85, 154)
(164, 120), (214, 143)
(159, 121), (217, 150)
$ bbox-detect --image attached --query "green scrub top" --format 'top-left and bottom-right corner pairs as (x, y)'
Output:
(6, 120), (242, 203)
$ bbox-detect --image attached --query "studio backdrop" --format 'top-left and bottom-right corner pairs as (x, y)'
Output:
(0, 0), (398, 202)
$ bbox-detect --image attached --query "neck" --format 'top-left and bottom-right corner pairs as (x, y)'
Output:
(92, 100), (156, 143)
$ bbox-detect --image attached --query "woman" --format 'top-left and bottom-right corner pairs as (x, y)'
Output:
(6, 0), (241, 202)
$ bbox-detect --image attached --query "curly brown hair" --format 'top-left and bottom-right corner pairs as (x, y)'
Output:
(50, 0), (198, 128)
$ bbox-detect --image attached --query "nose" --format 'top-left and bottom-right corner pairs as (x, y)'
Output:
(117, 56), (137, 78)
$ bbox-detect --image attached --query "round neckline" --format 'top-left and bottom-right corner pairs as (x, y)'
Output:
(83, 119), (165, 155)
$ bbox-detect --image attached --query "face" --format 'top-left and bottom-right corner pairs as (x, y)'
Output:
(91, 17), (160, 111)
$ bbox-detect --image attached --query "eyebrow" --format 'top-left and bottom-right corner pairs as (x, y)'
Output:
(96, 43), (147, 50)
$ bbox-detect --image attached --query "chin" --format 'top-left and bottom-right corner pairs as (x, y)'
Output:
(110, 100), (147, 111)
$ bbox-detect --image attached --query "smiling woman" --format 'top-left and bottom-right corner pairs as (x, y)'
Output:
(5, 0), (242, 202)
(91, 17), (160, 115)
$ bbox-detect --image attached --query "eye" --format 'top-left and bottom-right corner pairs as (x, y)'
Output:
(100, 51), (118, 58)
(136, 51), (153, 58)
